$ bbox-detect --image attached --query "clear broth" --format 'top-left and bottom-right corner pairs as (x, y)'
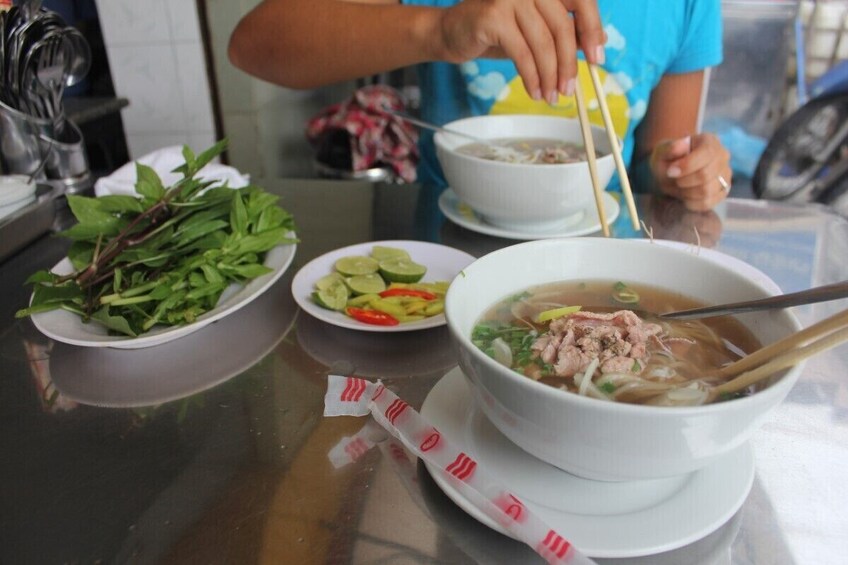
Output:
(474, 280), (764, 404)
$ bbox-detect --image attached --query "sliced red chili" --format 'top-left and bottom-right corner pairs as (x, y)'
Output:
(378, 288), (436, 300)
(346, 307), (400, 326)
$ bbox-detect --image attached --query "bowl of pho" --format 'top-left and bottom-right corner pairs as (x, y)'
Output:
(434, 114), (616, 232)
(444, 238), (804, 481)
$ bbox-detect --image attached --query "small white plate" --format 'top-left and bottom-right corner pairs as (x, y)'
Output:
(30, 236), (297, 349)
(439, 188), (620, 240)
(292, 240), (476, 332)
(421, 368), (755, 558)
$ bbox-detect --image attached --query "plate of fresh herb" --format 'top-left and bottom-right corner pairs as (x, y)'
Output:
(16, 141), (298, 349)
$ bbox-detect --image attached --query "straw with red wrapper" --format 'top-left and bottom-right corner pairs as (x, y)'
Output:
(324, 375), (597, 565)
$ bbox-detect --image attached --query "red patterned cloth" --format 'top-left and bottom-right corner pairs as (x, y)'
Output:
(306, 85), (419, 182)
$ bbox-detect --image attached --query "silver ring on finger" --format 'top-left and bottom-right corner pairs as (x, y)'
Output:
(718, 174), (731, 194)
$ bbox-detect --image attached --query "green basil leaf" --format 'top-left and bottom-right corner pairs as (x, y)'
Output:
(175, 219), (229, 247)
(24, 270), (56, 284)
(31, 281), (84, 306)
(96, 194), (145, 214)
(221, 263), (272, 279)
(194, 139), (228, 171)
(226, 227), (289, 256)
(230, 191), (248, 235)
(185, 282), (227, 301)
(200, 263), (224, 284)
(91, 306), (138, 337)
(135, 163), (165, 200)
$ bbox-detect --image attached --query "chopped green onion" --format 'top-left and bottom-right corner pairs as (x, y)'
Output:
(612, 281), (640, 304)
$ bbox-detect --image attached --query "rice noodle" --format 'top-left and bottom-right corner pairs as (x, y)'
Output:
(576, 357), (600, 396)
(491, 337), (513, 368)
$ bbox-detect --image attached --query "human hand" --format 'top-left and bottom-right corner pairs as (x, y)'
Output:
(650, 133), (732, 212)
(436, 0), (605, 105)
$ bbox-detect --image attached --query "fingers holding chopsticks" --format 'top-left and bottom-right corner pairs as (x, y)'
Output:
(439, 0), (604, 103)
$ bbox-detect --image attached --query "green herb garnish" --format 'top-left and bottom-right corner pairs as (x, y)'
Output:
(16, 140), (296, 336)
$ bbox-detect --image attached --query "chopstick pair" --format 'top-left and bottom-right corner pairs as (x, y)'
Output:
(572, 64), (640, 237)
(711, 308), (848, 397)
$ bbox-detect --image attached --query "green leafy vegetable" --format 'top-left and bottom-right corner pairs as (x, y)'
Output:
(16, 140), (297, 336)
(472, 321), (550, 374)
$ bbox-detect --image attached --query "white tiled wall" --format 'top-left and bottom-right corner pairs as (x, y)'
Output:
(95, 0), (217, 160)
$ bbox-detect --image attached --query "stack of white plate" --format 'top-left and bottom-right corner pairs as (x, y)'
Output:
(0, 175), (37, 221)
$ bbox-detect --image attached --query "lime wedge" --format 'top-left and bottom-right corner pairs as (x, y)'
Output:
(315, 272), (345, 291)
(346, 273), (387, 295)
(370, 245), (410, 261)
(379, 257), (427, 283)
(313, 281), (349, 311)
(335, 255), (379, 276)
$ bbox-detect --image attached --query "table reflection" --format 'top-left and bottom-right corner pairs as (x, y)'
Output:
(47, 270), (298, 408)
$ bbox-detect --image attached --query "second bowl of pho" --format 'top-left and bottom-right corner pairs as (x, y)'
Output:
(444, 238), (803, 481)
(434, 114), (616, 232)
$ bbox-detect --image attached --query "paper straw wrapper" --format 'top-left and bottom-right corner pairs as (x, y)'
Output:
(324, 375), (597, 565)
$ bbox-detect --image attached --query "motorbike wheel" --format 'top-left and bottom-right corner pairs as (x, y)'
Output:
(753, 93), (848, 201)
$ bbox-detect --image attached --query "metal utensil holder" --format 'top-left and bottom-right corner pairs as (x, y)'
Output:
(0, 97), (91, 194)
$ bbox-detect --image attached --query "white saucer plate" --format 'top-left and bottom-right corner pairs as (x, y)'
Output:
(31, 236), (297, 349)
(420, 368), (755, 558)
(292, 240), (476, 332)
(438, 188), (620, 240)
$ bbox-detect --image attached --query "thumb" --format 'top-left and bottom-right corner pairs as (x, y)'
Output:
(653, 136), (692, 163)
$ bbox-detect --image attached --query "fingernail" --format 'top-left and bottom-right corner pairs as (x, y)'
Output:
(531, 89), (542, 101)
(667, 166), (681, 178)
(564, 78), (576, 96)
(595, 46), (606, 65)
(681, 135), (692, 152)
(547, 90), (559, 105)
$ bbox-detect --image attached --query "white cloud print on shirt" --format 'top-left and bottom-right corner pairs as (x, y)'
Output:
(604, 23), (626, 51)
(460, 61), (509, 101)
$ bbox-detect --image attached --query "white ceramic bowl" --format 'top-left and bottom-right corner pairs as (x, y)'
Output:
(434, 115), (616, 232)
(444, 238), (804, 481)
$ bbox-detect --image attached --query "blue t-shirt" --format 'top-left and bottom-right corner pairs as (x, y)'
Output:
(401, 0), (723, 190)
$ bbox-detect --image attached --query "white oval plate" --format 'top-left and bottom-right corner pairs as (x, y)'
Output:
(292, 240), (476, 332)
(30, 235), (297, 349)
(421, 368), (755, 558)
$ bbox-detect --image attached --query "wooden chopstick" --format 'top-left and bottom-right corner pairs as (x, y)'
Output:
(715, 308), (848, 380)
(573, 78), (610, 237)
(712, 308), (848, 395)
(714, 324), (848, 396)
(587, 64), (640, 231)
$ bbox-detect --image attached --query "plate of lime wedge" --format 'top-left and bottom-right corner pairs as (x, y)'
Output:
(292, 240), (476, 332)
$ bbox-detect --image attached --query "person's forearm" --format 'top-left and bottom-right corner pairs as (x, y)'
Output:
(228, 0), (443, 89)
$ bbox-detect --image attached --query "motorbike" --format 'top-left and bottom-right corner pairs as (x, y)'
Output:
(752, 60), (848, 216)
